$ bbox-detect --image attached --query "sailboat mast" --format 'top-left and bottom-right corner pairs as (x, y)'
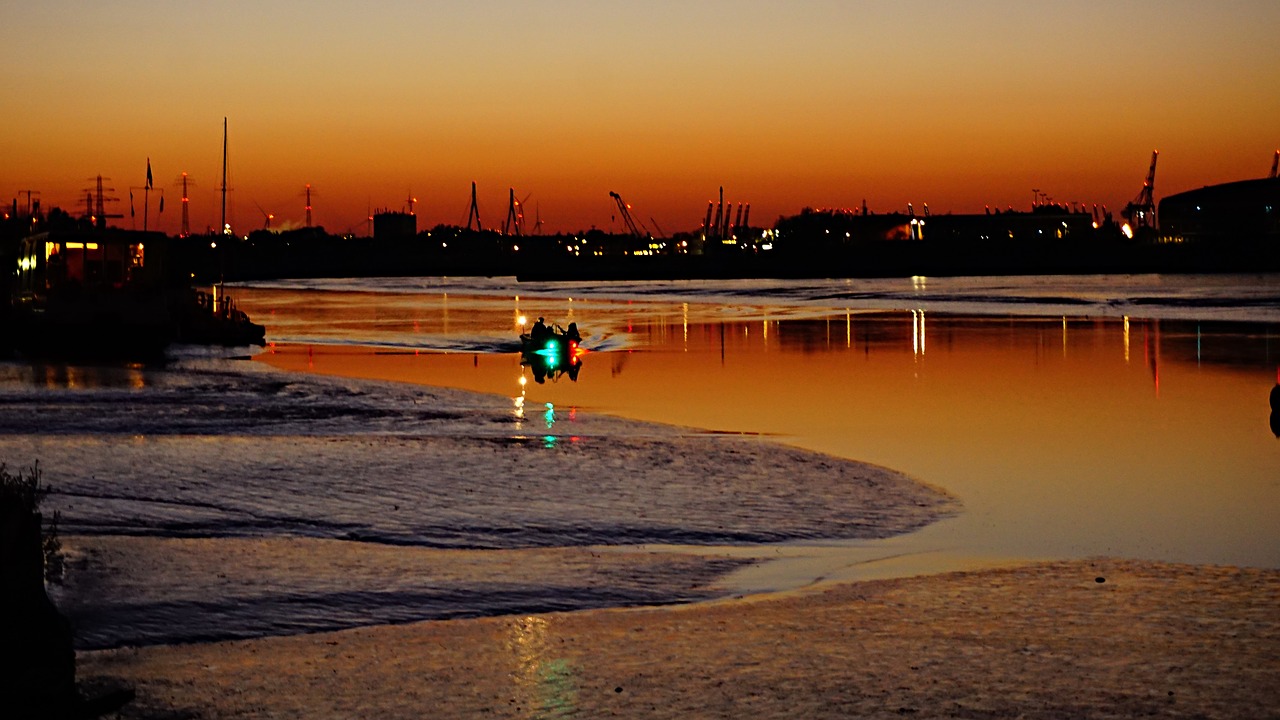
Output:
(220, 117), (228, 235)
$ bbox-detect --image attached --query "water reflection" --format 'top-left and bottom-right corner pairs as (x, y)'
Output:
(506, 615), (577, 717)
(1, 362), (150, 390)
(249, 289), (1280, 569)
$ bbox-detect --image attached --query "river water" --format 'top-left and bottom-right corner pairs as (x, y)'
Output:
(5, 273), (1278, 647)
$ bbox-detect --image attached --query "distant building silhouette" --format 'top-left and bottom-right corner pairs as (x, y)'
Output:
(1158, 178), (1280, 244)
(373, 210), (416, 241)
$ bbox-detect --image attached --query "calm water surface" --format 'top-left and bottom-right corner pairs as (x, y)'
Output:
(244, 275), (1280, 573)
(7, 275), (1278, 647)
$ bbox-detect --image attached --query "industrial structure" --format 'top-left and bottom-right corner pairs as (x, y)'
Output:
(1158, 172), (1280, 244)
(702, 186), (750, 248)
(609, 191), (645, 238)
(372, 209), (416, 240)
(463, 181), (483, 232)
(1122, 150), (1159, 236)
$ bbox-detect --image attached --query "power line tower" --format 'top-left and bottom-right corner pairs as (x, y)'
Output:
(303, 184), (315, 228)
(466, 181), (483, 231)
(175, 172), (196, 236)
(82, 176), (121, 229)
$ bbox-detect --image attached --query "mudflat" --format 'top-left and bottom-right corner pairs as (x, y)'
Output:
(80, 558), (1279, 719)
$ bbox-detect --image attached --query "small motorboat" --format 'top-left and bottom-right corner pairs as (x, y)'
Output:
(521, 330), (584, 361)
(520, 322), (586, 382)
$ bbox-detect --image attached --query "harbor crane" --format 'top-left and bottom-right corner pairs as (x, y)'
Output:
(1122, 150), (1158, 233)
(609, 191), (645, 238)
(648, 217), (668, 240)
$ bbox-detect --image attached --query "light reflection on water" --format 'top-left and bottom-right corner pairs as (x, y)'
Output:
(507, 616), (578, 718)
(243, 280), (1280, 571)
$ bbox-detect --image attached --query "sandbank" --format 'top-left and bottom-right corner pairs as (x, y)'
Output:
(80, 558), (1280, 719)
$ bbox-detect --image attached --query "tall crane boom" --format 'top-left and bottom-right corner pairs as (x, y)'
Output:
(1122, 149), (1159, 232)
(609, 191), (644, 237)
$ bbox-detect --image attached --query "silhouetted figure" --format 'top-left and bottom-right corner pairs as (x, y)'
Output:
(531, 317), (548, 342)
(565, 322), (580, 342)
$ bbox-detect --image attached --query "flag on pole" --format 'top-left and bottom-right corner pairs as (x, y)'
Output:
(129, 190), (135, 217)
(159, 195), (165, 213)
(146, 159), (153, 189)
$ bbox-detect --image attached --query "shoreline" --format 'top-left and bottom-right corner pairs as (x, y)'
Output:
(78, 557), (1280, 719)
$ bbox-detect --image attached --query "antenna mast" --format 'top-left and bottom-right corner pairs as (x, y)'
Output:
(220, 117), (229, 235)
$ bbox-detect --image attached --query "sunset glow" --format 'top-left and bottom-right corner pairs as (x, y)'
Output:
(3, 1), (1278, 235)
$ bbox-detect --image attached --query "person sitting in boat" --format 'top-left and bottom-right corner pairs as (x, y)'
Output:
(565, 322), (581, 342)
(530, 317), (549, 341)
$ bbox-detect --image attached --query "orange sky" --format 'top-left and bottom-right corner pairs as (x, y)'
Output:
(3, 1), (1278, 235)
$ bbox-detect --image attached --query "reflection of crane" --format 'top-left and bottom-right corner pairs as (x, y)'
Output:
(1122, 150), (1158, 232)
(609, 191), (644, 237)
(1270, 150), (1278, 179)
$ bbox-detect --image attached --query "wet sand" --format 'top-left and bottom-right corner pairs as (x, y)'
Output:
(80, 558), (1279, 719)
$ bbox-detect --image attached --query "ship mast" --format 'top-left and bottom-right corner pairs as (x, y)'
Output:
(220, 117), (228, 236)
